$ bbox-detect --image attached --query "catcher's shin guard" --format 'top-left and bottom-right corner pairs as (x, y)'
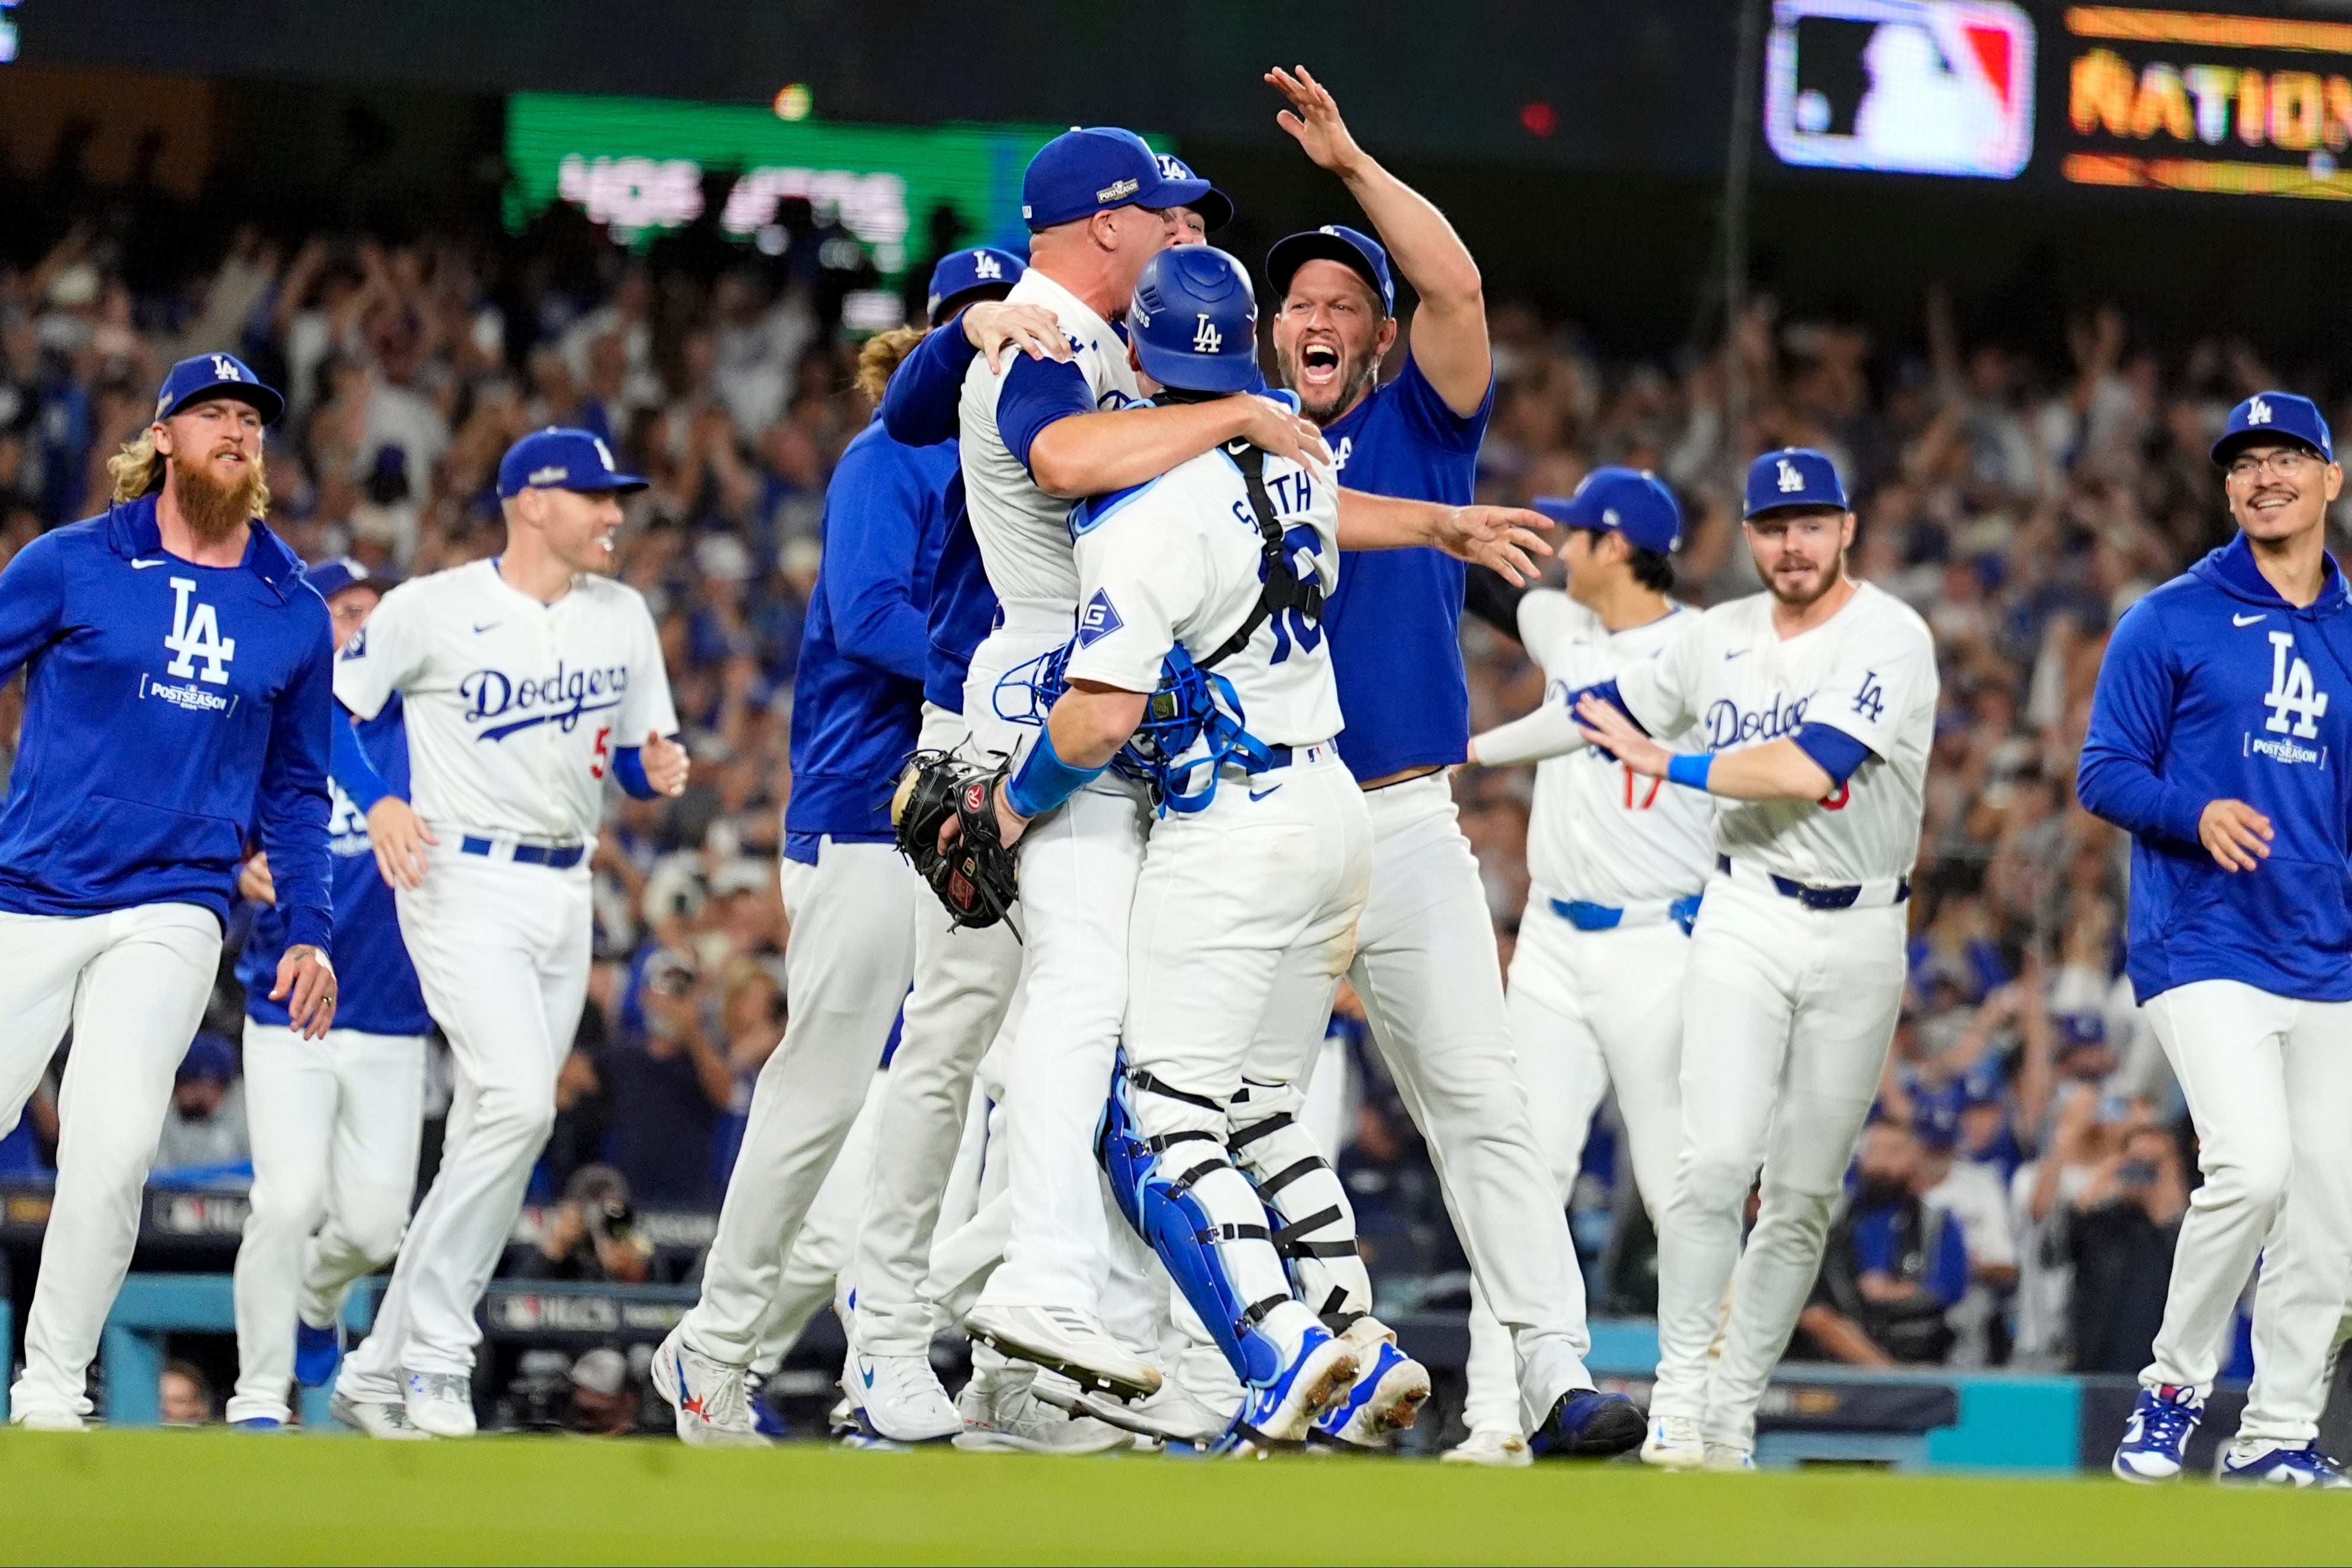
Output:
(1229, 1090), (1372, 1329)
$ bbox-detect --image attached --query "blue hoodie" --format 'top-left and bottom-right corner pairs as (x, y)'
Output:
(2078, 533), (2352, 1004)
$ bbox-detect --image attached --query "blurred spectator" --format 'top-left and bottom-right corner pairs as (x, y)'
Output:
(152, 1032), (249, 1174)
(568, 1346), (645, 1436)
(602, 945), (736, 1205)
(158, 1359), (216, 1426)
(1797, 1122), (1970, 1367)
(514, 1164), (653, 1285)
(2066, 1117), (2189, 1374)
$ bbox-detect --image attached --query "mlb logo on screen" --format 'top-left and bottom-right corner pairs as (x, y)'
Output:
(1765, 0), (2035, 180)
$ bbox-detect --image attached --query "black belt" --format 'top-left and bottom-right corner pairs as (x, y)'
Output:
(462, 835), (585, 869)
(1718, 854), (1908, 911)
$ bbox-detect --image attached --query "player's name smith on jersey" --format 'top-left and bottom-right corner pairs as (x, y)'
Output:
(2246, 732), (2327, 768)
(138, 672), (238, 715)
(460, 661), (631, 740)
(1703, 692), (1808, 750)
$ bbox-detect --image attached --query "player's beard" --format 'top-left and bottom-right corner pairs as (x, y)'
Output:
(1281, 341), (1379, 427)
(170, 453), (264, 545)
(1766, 549), (1844, 610)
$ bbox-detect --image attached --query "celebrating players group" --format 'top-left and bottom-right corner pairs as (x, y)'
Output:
(2, 65), (2348, 1485)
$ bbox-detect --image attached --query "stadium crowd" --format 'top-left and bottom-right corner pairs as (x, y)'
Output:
(0, 160), (2319, 1404)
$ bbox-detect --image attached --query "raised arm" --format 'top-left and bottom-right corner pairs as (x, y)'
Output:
(1268, 64), (1488, 416)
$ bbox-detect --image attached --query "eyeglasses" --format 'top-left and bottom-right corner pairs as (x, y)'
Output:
(2227, 448), (2322, 482)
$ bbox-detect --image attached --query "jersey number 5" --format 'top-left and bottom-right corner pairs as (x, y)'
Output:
(1622, 764), (1662, 811)
(589, 725), (611, 780)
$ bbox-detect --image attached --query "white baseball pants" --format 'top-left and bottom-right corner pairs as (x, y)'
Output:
(1350, 773), (1596, 1432)
(228, 1022), (426, 1424)
(852, 704), (1025, 1358)
(340, 847), (590, 1390)
(681, 840), (918, 1365)
(0, 903), (220, 1422)
(2141, 979), (2352, 1445)
(1649, 873), (1906, 1451)
(1463, 906), (1690, 1436)
(743, 1065), (888, 1375)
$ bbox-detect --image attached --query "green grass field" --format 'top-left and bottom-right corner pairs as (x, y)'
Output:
(5, 1430), (2351, 1566)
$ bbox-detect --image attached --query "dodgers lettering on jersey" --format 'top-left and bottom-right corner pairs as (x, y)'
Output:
(242, 698), (430, 1036)
(1515, 591), (1715, 906)
(1616, 581), (1936, 886)
(333, 559), (678, 845)
(0, 495), (334, 948)
(2078, 535), (2352, 1004)
(1315, 353), (1492, 782)
(1065, 440), (1343, 759)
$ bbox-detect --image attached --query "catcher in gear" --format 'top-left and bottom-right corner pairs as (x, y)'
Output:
(893, 751), (1021, 929)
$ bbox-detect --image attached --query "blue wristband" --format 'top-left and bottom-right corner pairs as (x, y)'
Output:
(1004, 724), (1106, 819)
(1665, 752), (1713, 792)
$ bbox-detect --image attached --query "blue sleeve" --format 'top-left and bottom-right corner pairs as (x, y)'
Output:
(880, 325), (980, 447)
(612, 746), (657, 799)
(1793, 720), (1872, 786)
(1928, 1214), (1971, 1307)
(1391, 350), (1493, 454)
(996, 356), (1097, 476)
(0, 532), (68, 685)
(821, 445), (933, 684)
(330, 708), (393, 813)
(256, 616), (337, 956)
(2077, 599), (2208, 849)
(1851, 1207), (1901, 1276)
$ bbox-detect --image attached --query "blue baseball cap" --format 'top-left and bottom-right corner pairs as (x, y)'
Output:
(1129, 246), (1259, 395)
(2056, 1011), (2109, 1052)
(1264, 225), (1395, 315)
(1744, 447), (1849, 521)
(177, 1031), (238, 1086)
(2214, 391), (2335, 466)
(926, 246), (1026, 326)
(1534, 467), (1682, 554)
(1021, 128), (1210, 231)
(155, 352), (284, 426)
(1154, 153), (1234, 231)
(496, 428), (648, 499)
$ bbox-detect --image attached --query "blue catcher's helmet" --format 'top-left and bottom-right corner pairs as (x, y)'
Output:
(1129, 246), (1259, 394)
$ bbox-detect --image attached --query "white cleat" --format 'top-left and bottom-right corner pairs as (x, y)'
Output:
(1704, 1442), (1756, 1472)
(953, 1370), (1130, 1454)
(963, 1302), (1162, 1403)
(329, 1388), (431, 1440)
(1034, 1372), (1235, 1447)
(1443, 1427), (1534, 1468)
(1641, 1413), (1705, 1471)
(844, 1345), (962, 1443)
(401, 1369), (477, 1439)
(9, 1406), (87, 1433)
(651, 1327), (768, 1448)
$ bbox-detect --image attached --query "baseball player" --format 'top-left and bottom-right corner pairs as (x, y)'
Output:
(329, 428), (686, 1439)
(653, 248), (1024, 1447)
(227, 558), (432, 1429)
(1255, 63), (1639, 1455)
(1564, 447), (1936, 1469)
(0, 353), (336, 1431)
(2081, 392), (2352, 1488)
(1453, 469), (1714, 1464)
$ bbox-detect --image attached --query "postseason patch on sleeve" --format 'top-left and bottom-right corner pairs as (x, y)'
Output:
(1077, 588), (1125, 648)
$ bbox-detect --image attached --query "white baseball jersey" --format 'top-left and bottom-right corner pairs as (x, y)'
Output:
(1615, 580), (1935, 886)
(960, 268), (1141, 616)
(1064, 440), (1342, 759)
(1515, 591), (1716, 906)
(332, 559), (677, 844)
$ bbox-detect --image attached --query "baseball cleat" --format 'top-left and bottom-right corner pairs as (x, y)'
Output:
(1227, 1325), (1357, 1449)
(229, 1416), (285, 1432)
(1534, 1388), (1646, 1458)
(951, 1370), (1130, 1454)
(1443, 1428), (1534, 1468)
(2112, 1384), (2201, 1484)
(2218, 1440), (2352, 1488)
(329, 1388), (430, 1440)
(845, 1344), (962, 1443)
(401, 1369), (477, 1439)
(1641, 1411), (1706, 1470)
(1312, 1325), (1431, 1448)
(1033, 1373), (1233, 1447)
(1704, 1442), (1756, 1472)
(746, 1372), (790, 1440)
(650, 1328), (767, 1449)
(11, 1406), (87, 1433)
(963, 1302), (1162, 1403)
(293, 1318), (345, 1388)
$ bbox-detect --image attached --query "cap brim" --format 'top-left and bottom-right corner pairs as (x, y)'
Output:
(1190, 187), (1236, 231)
(1530, 497), (1593, 529)
(1265, 232), (1387, 311)
(1144, 175), (1212, 212)
(930, 280), (1017, 327)
(2213, 429), (2330, 467)
(1743, 498), (1847, 521)
(567, 475), (651, 495)
(164, 381), (285, 427)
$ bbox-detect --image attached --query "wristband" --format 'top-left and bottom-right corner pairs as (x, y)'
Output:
(1004, 724), (1107, 820)
(1665, 752), (1713, 792)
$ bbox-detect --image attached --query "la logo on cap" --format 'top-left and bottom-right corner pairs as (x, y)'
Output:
(2249, 396), (2273, 425)
(1777, 458), (1805, 493)
(974, 253), (1002, 280)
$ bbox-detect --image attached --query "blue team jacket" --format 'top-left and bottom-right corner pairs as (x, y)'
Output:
(881, 326), (998, 713)
(242, 697), (429, 1036)
(2078, 533), (2352, 1003)
(0, 496), (334, 951)
(784, 417), (954, 854)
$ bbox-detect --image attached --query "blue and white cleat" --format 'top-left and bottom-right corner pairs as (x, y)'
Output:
(2112, 1384), (2201, 1484)
(1311, 1323), (1431, 1449)
(1534, 1387), (1646, 1459)
(229, 1416), (284, 1432)
(650, 1326), (768, 1448)
(1703, 1442), (1755, 1472)
(1223, 1325), (1358, 1451)
(747, 1372), (790, 1440)
(2218, 1441), (2352, 1489)
(844, 1343), (962, 1443)
(293, 1318), (344, 1388)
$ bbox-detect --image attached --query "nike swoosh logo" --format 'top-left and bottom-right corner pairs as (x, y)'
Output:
(2234, 613), (2267, 627)
(1249, 783), (1284, 802)
(1724, 649), (1749, 660)
(132, 558), (167, 569)
(473, 622), (499, 633)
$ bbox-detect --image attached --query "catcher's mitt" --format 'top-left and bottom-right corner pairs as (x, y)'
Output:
(891, 750), (1020, 929)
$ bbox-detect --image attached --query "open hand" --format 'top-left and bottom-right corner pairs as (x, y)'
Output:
(1575, 694), (1666, 775)
(366, 796), (436, 890)
(238, 852), (277, 906)
(1266, 65), (1366, 178)
(1230, 394), (1333, 479)
(1433, 505), (1554, 585)
(2200, 798), (2272, 872)
(271, 944), (337, 1040)
(961, 302), (1070, 375)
